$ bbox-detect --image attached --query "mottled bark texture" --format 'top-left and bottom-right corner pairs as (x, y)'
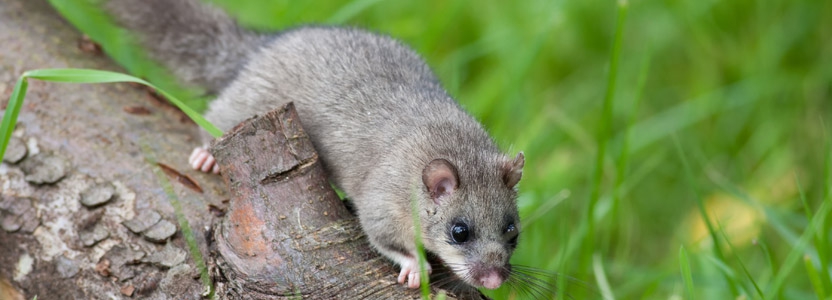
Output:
(0, 0), (485, 299)
(0, 0), (227, 298)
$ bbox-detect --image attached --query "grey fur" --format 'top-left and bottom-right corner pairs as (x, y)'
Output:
(107, 0), (523, 288)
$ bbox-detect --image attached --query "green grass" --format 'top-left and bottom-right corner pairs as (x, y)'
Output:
(584, 0), (627, 275)
(143, 144), (214, 297)
(47, 0), (208, 111)
(410, 189), (432, 298)
(0, 69), (221, 160)
(7, 0), (830, 298)
(679, 246), (694, 300)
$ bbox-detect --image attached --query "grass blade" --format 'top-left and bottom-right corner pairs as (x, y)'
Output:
(804, 254), (827, 299)
(0, 77), (28, 161)
(143, 143), (213, 297)
(679, 246), (695, 300)
(672, 136), (737, 297)
(610, 41), (652, 261)
(766, 186), (832, 299)
(719, 221), (764, 298)
(23, 68), (143, 83)
(48, 0), (206, 111)
(1, 68), (222, 161)
(756, 240), (778, 291)
(817, 123), (832, 294)
(592, 253), (615, 300)
(796, 172), (831, 297)
(585, 0), (629, 270)
(23, 69), (221, 137)
(410, 191), (431, 299)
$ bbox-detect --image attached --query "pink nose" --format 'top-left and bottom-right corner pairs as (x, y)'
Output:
(479, 271), (503, 289)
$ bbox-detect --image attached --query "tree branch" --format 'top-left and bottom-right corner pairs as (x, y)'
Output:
(209, 103), (483, 299)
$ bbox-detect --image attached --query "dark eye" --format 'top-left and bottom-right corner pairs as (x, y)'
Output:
(505, 223), (516, 234)
(451, 222), (469, 244)
(506, 223), (518, 247)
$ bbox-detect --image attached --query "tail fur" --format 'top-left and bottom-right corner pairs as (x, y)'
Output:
(105, 0), (267, 93)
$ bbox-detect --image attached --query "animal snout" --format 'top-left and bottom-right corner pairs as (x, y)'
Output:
(477, 269), (505, 289)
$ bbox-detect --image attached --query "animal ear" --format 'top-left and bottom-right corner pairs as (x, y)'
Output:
(422, 159), (459, 205)
(501, 152), (525, 188)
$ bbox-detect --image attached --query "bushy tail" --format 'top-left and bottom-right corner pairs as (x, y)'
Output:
(105, 0), (267, 93)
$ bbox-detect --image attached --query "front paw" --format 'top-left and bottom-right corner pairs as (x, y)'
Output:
(189, 147), (219, 174)
(397, 256), (432, 289)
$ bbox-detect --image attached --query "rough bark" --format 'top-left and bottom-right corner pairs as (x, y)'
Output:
(0, 0), (484, 299)
(209, 103), (421, 299)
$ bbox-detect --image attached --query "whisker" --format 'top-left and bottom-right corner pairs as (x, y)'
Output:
(509, 271), (554, 299)
(509, 266), (570, 297)
(510, 264), (602, 296)
(521, 278), (554, 300)
(511, 266), (561, 277)
(513, 266), (594, 290)
(517, 273), (556, 291)
(507, 276), (542, 300)
(430, 261), (595, 300)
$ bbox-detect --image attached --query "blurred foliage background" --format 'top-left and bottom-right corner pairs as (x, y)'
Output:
(51, 0), (832, 298)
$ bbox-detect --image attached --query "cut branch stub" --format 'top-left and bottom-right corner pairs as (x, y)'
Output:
(209, 103), (425, 299)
